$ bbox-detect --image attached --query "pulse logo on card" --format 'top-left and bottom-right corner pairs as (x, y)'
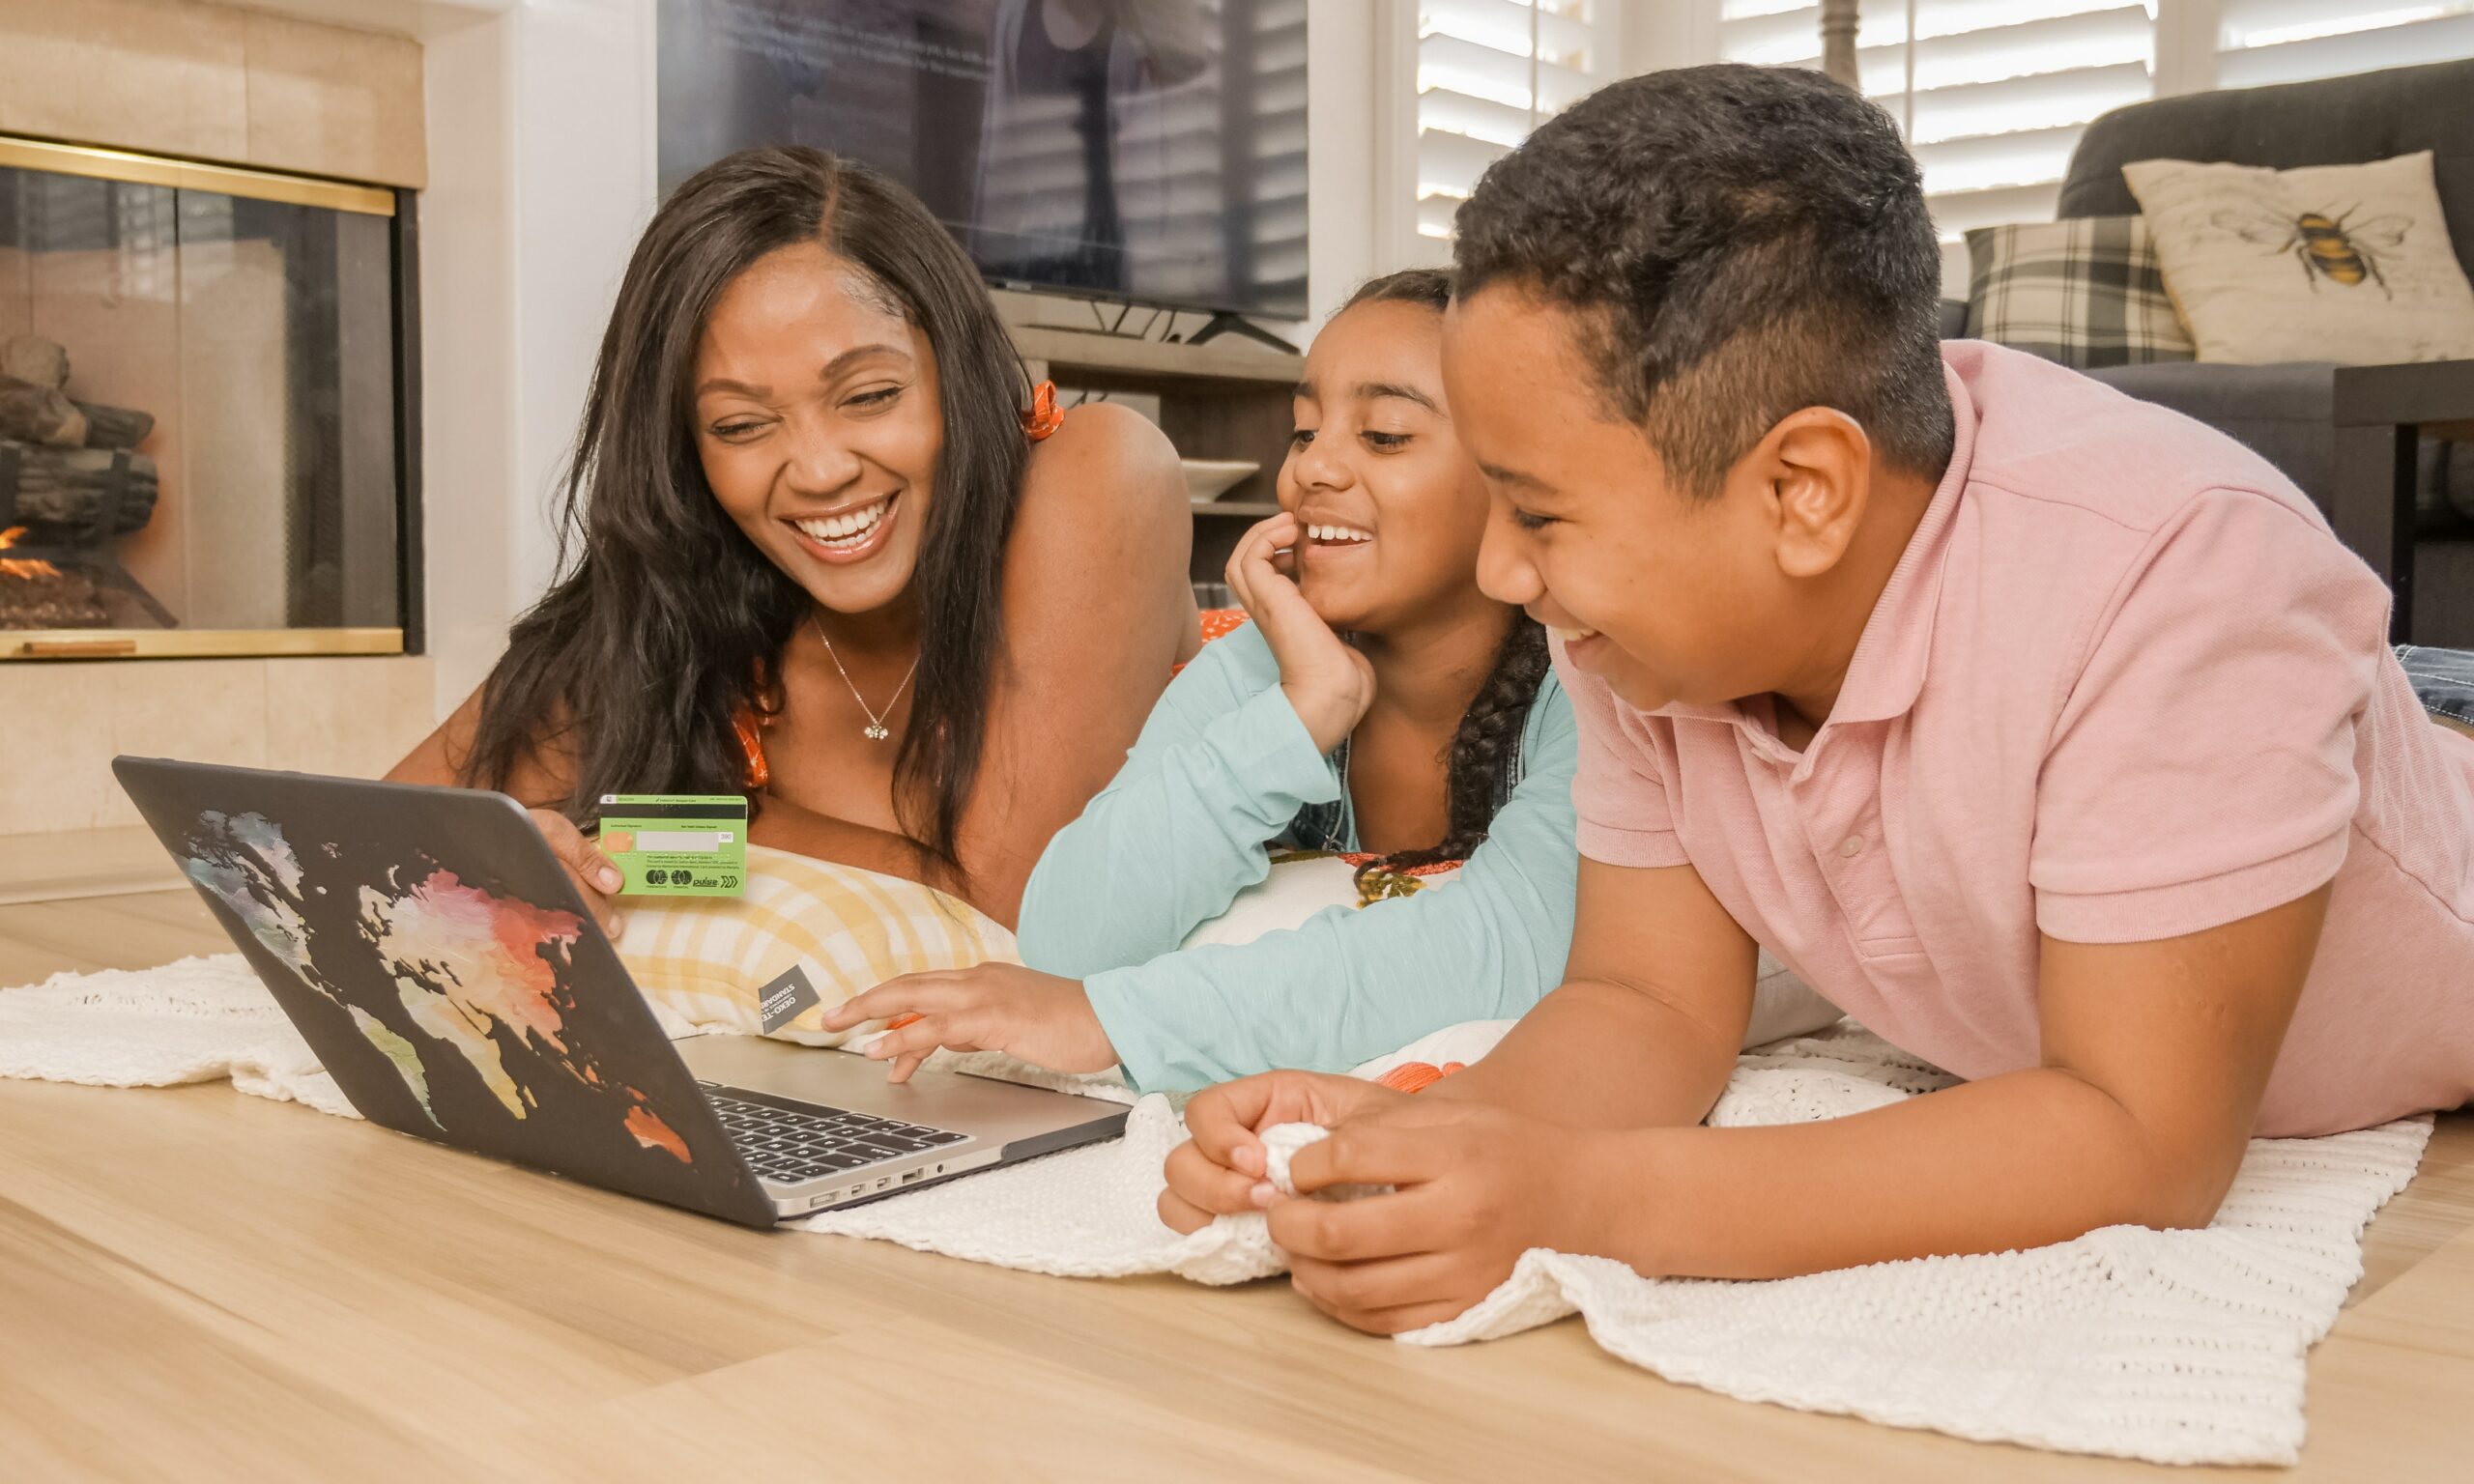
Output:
(755, 964), (821, 1035)
(598, 794), (748, 899)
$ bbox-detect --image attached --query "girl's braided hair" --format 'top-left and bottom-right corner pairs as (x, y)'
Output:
(1338, 269), (1551, 888)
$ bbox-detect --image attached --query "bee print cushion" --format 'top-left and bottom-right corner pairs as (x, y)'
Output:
(2122, 151), (2474, 366)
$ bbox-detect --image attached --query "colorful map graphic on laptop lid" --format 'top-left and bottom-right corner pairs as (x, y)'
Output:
(113, 758), (773, 1226)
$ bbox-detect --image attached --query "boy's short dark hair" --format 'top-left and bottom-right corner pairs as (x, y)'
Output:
(1453, 65), (1955, 496)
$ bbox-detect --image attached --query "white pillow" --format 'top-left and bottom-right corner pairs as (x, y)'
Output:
(2122, 151), (2474, 365)
(1181, 853), (1840, 1050)
(618, 845), (1016, 1045)
(1179, 852), (1460, 949)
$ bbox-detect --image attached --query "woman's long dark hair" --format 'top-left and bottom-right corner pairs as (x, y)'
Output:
(1340, 269), (1553, 883)
(459, 148), (1032, 870)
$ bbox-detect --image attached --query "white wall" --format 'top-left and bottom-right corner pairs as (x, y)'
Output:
(416, 4), (519, 721)
(1306, 0), (1383, 322)
(413, 0), (658, 717)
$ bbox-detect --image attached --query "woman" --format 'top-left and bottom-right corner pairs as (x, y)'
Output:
(826, 270), (1585, 1090)
(390, 148), (1196, 928)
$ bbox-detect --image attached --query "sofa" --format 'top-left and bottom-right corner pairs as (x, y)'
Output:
(1957, 59), (2474, 643)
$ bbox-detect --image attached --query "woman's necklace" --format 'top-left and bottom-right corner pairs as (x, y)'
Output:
(812, 614), (919, 742)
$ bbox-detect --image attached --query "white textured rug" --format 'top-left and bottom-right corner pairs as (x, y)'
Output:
(1, 954), (2430, 1467)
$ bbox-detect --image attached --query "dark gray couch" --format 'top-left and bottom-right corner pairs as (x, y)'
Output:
(1965, 60), (2474, 641)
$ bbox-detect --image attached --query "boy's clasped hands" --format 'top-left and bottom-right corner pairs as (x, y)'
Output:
(1160, 1070), (1616, 1333)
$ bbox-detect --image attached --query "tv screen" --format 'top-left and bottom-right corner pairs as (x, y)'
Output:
(657, 0), (1309, 321)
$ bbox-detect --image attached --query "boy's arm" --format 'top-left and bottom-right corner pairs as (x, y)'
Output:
(1253, 883), (2328, 1331)
(1418, 855), (1759, 1128)
(1560, 884), (2329, 1280)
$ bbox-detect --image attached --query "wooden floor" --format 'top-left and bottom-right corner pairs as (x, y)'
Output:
(5, 889), (2473, 1482)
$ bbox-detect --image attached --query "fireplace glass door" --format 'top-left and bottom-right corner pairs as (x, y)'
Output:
(0, 139), (407, 658)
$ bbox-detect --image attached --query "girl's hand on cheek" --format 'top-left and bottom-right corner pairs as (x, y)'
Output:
(1272, 1101), (1623, 1335)
(1224, 512), (1374, 753)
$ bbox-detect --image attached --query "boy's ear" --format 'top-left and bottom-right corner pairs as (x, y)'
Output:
(1753, 408), (1872, 580)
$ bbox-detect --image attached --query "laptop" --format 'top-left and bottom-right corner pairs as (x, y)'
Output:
(114, 756), (1128, 1228)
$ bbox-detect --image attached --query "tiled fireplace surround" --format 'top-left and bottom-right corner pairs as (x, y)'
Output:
(0, 0), (435, 842)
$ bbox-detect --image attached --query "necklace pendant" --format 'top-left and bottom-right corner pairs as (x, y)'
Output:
(864, 723), (891, 741)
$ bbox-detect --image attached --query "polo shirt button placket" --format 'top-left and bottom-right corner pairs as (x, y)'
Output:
(1839, 834), (1864, 858)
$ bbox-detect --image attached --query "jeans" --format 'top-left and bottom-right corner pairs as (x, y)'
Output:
(2397, 644), (2474, 727)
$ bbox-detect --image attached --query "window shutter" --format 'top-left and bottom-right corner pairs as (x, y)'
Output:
(1719, 1), (2157, 245)
(2216, 1), (2474, 89)
(1414, 0), (1613, 238)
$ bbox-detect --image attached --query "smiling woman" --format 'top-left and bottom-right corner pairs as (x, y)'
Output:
(387, 148), (1197, 928)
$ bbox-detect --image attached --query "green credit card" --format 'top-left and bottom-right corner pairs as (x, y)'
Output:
(596, 794), (748, 898)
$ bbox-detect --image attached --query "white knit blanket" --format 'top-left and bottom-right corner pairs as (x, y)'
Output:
(0, 955), (2431, 1468)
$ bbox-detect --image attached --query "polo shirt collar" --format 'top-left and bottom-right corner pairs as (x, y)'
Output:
(1819, 357), (1977, 727)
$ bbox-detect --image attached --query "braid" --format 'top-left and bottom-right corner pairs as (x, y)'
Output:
(1355, 615), (1550, 887)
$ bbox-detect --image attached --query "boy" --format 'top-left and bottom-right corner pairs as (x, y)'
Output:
(1158, 65), (2474, 1335)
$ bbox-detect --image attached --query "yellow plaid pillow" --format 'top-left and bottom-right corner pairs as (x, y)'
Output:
(614, 845), (1017, 1044)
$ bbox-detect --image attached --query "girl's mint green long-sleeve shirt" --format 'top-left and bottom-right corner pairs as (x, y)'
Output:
(1015, 621), (1580, 1093)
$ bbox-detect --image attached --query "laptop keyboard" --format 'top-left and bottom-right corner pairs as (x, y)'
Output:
(700, 1086), (968, 1184)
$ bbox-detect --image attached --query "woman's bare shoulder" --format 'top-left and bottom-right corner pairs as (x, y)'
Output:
(1001, 402), (1194, 645)
(1018, 400), (1184, 526)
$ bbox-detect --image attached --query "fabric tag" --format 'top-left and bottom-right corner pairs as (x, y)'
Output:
(756, 964), (821, 1035)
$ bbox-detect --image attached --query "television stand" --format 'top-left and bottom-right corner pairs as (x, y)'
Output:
(1007, 321), (1303, 600)
(1182, 311), (1300, 357)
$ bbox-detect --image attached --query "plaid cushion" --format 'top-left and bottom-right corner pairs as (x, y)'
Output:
(1964, 216), (2196, 369)
(617, 845), (1015, 1044)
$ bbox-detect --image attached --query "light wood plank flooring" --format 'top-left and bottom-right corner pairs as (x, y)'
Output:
(2, 888), (2470, 1481)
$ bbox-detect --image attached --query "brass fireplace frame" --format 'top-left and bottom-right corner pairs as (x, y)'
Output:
(0, 134), (418, 662)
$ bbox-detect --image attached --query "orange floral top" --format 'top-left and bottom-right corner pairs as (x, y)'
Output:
(734, 383), (1067, 789)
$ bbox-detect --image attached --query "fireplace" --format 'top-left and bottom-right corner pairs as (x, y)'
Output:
(0, 137), (417, 660)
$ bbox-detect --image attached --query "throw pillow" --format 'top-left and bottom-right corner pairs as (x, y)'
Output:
(1964, 216), (2196, 368)
(2121, 152), (2474, 365)
(1177, 851), (1463, 950)
(1178, 853), (1844, 1049)
(617, 845), (1016, 1044)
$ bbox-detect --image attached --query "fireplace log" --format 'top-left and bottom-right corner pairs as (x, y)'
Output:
(73, 400), (155, 451)
(0, 384), (87, 448)
(0, 335), (69, 392)
(0, 567), (114, 629)
(0, 443), (159, 534)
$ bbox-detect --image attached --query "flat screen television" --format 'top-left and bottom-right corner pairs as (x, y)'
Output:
(657, 0), (1309, 322)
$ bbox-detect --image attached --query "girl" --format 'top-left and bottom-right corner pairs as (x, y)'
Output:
(389, 148), (1196, 929)
(825, 270), (1583, 1089)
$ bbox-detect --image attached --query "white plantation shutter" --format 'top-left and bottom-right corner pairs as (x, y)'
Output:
(2216, 1), (2474, 88)
(1719, 1), (2157, 248)
(1414, 0), (1617, 238)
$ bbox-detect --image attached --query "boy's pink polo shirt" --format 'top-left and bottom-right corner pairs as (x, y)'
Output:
(1560, 340), (2474, 1137)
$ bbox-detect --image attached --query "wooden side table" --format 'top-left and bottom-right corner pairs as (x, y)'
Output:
(2332, 359), (2474, 643)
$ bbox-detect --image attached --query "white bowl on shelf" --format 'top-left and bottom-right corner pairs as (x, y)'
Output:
(1182, 458), (1260, 503)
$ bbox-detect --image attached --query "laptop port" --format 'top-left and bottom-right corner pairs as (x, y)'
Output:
(901, 1169), (924, 1184)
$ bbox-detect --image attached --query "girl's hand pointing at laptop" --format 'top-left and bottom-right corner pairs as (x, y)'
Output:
(824, 963), (1119, 1083)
